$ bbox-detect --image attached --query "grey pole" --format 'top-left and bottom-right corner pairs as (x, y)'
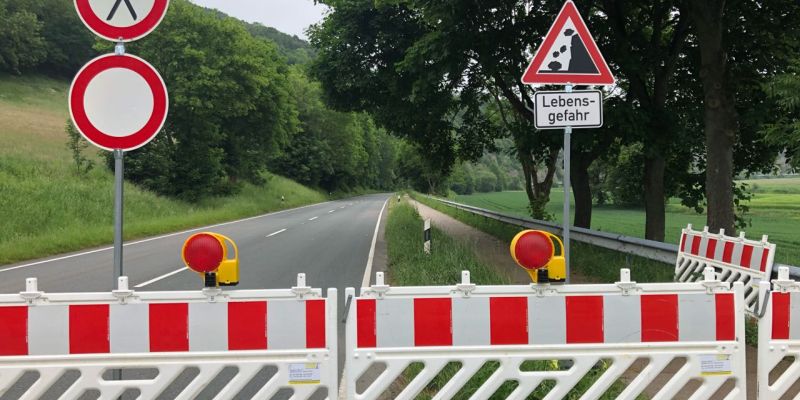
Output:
(113, 149), (124, 285)
(563, 84), (572, 283)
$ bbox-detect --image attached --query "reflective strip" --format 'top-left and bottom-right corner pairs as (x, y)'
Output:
(29, 305), (69, 355)
(642, 294), (678, 342)
(452, 297), (489, 346)
(705, 238), (718, 259)
(715, 293), (735, 341)
(490, 297), (528, 345)
(306, 299), (326, 348)
(603, 295), (640, 343)
(791, 292), (800, 341)
(228, 301), (266, 350)
(741, 245), (754, 269)
(110, 303), (149, 353)
(750, 246), (764, 270)
(731, 242), (744, 266)
(773, 292), (790, 340)
(189, 302), (227, 352)
(678, 294), (714, 342)
(69, 305), (109, 354)
(0, 306), (27, 356)
(698, 236), (709, 257)
(413, 298), (452, 346)
(529, 296), (565, 345)
(149, 303), (188, 352)
(376, 298), (414, 348)
(356, 299), (376, 348)
(566, 296), (603, 344)
(714, 239), (725, 260)
(680, 233), (689, 252)
(268, 300), (306, 350)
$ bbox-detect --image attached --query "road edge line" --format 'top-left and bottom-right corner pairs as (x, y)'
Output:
(361, 198), (389, 289)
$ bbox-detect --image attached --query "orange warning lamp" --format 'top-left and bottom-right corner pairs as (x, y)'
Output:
(182, 232), (240, 287)
(510, 230), (566, 283)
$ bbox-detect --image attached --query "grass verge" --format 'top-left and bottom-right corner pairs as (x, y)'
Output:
(384, 200), (639, 399)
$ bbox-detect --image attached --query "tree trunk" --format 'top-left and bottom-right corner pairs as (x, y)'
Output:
(644, 154), (666, 241)
(690, 1), (737, 235)
(571, 153), (593, 228)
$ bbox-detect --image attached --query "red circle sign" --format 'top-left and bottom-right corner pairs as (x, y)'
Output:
(74, 0), (170, 42)
(183, 234), (224, 273)
(69, 53), (168, 151)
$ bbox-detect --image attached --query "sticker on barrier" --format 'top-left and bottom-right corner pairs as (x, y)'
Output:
(0, 274), (337, 399)
(757, 267), (800, 400)
(675, 224), (775, 316)
(344, 269), (747, 400)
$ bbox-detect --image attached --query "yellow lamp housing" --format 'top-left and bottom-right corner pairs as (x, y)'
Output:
(208, 233), (239, 287)
(542, 232), (566, 283)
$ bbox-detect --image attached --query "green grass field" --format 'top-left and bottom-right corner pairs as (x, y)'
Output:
(453, 184), (800, 266)
(0, 74), (327, 265)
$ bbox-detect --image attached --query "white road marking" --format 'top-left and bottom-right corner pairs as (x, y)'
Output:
(266, 229), (287, 238)
(361, 198), (389, 288)
(328, 210), (335, 213)
(309, 216), (318, 221)
(0, 201), (334, 273)
(135, 267), (189, 288)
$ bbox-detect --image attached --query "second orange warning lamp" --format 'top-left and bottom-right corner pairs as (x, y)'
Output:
(510, 230), (566, 284)
(182, 232), (240, 288)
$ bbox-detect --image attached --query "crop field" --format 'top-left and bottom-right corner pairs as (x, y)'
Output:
(455, 182), (800, 266)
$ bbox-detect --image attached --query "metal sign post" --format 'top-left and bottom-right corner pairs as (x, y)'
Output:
(562, 84), (572, 282)
(113, 149), (124, 285)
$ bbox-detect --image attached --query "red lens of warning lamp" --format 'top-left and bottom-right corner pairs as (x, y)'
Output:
(510, 230), (554, 270)
(182, 233), (224, 273)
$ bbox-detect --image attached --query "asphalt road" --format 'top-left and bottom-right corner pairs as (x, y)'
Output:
(0, 193), (391, 399)
(0, 193), (390, 294)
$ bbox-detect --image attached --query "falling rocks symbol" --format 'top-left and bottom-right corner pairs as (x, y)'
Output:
(544, 29), (598, 74)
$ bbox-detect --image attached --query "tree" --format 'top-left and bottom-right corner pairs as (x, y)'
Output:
(0, 0), (47, 74)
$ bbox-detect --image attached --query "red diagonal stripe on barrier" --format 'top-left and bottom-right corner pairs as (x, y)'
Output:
(150, 303), (188, 352)
(69, 304), (109, 354)
(772, 292), (790, 340)
(740, 245), (754, 269)
(490, 297), (528, 345)
(0, 306), (27, 356)
(715, 293), (735, 341)
(641, 295), (678, 342)
(357, 299), (376, 348)
(306, 299), (326, 348)
(414, 298), (452, 346)
(760, 248), (770, 272)
(705, 238), (718, 259)
(228, 301), (266, 350)
(722, 242), (735, 264)
(566, 296), (603, 343)
(690, 236), (701, 256)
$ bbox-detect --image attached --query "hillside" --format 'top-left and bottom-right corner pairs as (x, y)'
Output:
(0, 74), (327, 265)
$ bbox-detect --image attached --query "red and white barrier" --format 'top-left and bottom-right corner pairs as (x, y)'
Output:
(758, 267), (800, 400)
(675, 224), (775, 316)
(0, 274), (337, 399)
(345, 269), (747, 400)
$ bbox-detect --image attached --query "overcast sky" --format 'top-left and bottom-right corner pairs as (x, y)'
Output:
(190, 0), (328, 40)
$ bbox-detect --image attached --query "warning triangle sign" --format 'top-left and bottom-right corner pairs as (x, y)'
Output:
(521, 1), (615, 85)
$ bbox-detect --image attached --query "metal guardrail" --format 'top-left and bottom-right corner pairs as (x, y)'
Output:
(425, 196), (800, 280)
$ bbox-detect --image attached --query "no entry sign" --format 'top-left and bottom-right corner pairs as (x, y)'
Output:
(75, 0), (170, 42)
(69, 53), (168, 151)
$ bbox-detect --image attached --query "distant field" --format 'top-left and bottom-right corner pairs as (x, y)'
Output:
(455, 184), (800, 266)
(0, 74), (327, 264)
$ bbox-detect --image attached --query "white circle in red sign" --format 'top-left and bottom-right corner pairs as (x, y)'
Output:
(69, 54), (168, 151)
(74, 0), (169, 42)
